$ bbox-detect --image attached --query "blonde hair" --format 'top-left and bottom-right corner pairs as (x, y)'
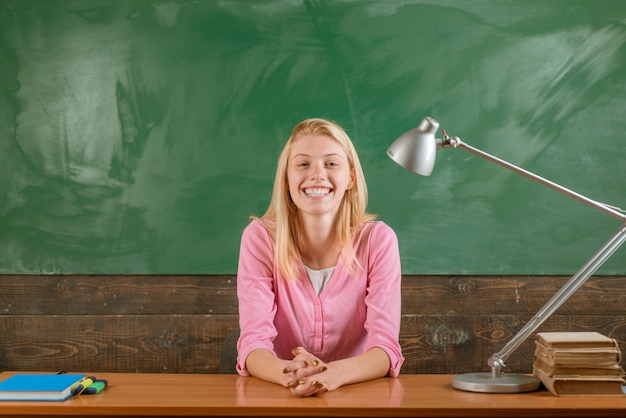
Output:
(253, 118), (376, 279)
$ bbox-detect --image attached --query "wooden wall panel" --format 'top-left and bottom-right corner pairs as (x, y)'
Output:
(1, 275), (625, 375)
(0, 276), (238, 315)
(400, 314), (626, 374)
(0, 315), (239, 373)
(401, 275), (626, 315)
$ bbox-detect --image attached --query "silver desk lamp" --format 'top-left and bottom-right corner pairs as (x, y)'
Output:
(387, 117), (626, 393)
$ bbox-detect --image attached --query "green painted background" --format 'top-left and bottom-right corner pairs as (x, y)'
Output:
(1, 0), (625, 275)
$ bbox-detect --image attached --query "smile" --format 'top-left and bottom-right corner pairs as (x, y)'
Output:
(304, 187), (331, 197)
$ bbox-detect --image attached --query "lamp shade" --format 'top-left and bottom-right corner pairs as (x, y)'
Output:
(386, 117), (440, 176)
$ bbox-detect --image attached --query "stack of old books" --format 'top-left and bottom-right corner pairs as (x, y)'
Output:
(533, 331), (625, 396)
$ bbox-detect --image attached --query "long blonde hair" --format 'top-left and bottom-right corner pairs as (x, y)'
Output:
(253, 118), (376, 279)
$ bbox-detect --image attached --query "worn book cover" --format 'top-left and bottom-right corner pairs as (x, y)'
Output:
(535, 340), (622, 367)
(536, 332), (619, 348)
(533, 357), (625, 378)
(534, 367), (625, 397)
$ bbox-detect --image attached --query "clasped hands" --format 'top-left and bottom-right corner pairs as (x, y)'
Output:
(282, 346), (330, 397)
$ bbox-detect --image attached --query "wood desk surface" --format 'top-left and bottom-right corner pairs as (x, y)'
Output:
(0, 372), (625, 417)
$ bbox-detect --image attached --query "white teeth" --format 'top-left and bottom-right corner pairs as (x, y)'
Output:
(305, 188), (330, 197)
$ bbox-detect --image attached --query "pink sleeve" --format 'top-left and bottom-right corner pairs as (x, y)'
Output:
(235, 220), (278, 376)
(362, 222), (404, 376)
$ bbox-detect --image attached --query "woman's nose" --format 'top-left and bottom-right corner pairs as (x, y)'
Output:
(311, 163), (326, 180)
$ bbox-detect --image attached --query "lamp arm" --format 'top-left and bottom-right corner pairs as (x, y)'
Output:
(489, 224), (626, 376)
(445, 137), (626, 222)
(442, 136), (626, 377)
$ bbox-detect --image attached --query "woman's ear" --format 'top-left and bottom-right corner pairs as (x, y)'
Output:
(347, 168), (356, 190)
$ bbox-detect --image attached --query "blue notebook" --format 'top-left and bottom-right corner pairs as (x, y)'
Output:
(0, 374), (86, 401)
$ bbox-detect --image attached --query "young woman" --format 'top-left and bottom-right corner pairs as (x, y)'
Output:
(236, 118), (403, 397)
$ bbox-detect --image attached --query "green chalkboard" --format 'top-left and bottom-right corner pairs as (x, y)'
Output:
(1, 0), (625, 275)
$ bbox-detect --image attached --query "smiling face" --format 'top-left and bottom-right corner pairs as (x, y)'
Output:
(287, 134), (355, 221)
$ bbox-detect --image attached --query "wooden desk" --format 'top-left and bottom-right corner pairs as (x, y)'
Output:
(0, 372), (625, 417)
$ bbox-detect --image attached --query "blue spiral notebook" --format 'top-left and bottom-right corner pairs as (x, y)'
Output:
(0, 373), (86, 401)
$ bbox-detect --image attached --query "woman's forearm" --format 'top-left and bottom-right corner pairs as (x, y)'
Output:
(327, 347), (390, 387)
(245, 348), (291, 387)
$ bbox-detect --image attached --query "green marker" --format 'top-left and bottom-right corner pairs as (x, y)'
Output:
(84, 381), (107, 394)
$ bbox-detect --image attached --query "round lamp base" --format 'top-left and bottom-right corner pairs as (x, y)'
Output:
(452, 372), (541, 393)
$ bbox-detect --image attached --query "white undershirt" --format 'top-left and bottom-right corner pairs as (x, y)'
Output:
(303, 265), (336, 295)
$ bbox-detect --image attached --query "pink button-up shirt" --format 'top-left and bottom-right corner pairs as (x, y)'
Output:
(236, 219), (404, 377)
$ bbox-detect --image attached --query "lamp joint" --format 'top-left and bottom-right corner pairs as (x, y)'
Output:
(488, 355), (507, 378)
